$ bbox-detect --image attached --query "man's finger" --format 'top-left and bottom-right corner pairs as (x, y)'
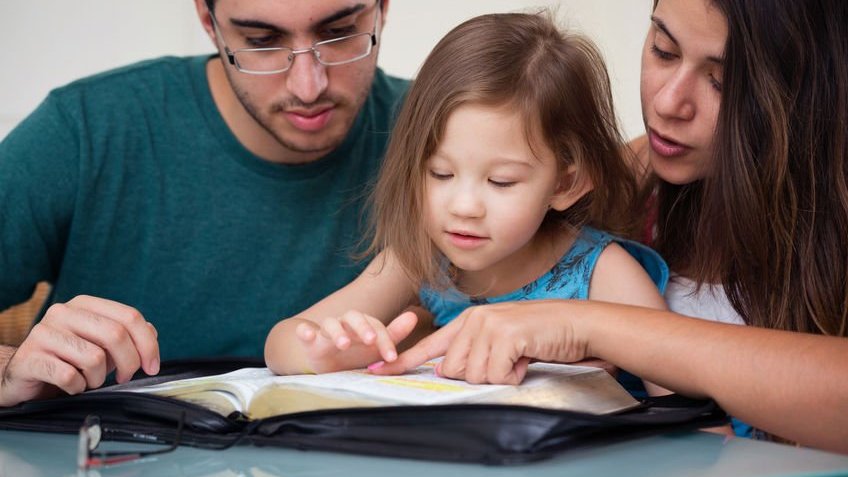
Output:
(54, 304), (142, 383)
(4, 329), (91, 397)
(31, 354), (88, 396)
(64, 296), (160, 376)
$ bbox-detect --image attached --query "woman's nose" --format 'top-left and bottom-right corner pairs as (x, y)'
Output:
(653, 68), (696, 122)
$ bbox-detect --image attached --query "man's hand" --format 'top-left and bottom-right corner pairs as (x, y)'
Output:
(0, 295), (160, 407)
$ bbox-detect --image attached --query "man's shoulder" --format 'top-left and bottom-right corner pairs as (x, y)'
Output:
(373, 68), (410, 93)
(370, 69), (410, 105)
(50, 55), (208, 102)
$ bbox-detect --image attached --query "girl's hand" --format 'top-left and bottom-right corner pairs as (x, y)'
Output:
(295, 311), (418, 373)
(371, 300), (591, 384)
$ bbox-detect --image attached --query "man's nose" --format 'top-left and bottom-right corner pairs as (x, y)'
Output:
(286, 50), (329, 105)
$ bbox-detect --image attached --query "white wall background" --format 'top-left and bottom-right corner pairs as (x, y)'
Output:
(0, 1), (652, 141)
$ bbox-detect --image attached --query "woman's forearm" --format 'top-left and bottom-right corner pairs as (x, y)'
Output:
(577, 302), (848, 453)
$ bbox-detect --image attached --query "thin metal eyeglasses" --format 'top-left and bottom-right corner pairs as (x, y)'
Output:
(77, 413), (184, 469)
(210, 1), (381, 75)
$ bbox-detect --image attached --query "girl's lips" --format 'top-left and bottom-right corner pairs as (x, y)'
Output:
(649, 129), (690, 157)
(447, 232), (488, 249)
(285, 108), (333, 132)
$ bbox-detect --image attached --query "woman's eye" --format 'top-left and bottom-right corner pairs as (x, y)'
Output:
(709, 75), (723, 93)
(650, 44), (676, 61)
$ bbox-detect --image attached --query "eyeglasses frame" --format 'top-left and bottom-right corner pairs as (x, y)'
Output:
(77, 413), (185, 470)
(210, 1), (382, 75)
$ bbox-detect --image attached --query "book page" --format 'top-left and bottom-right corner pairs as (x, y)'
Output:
(125, 368), (278, 416)
(131, 360), (639, 419)
(478, 362), (640, 414)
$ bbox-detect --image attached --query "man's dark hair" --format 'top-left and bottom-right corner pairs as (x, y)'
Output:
(205, 0), (215, 12)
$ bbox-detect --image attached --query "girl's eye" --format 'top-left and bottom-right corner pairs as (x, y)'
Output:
(650, 44), (676, 61)
(489, 179), (516, 188)
(428, 170), (453, 180)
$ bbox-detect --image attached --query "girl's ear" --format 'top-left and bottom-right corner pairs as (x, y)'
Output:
(550, 164), (592, 212)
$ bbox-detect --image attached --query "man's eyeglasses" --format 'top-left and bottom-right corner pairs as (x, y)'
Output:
(77, 414), (184, 469)
(210, 1), (382, 75)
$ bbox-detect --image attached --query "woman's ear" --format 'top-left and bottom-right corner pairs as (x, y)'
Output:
(550, 164), (592, 212)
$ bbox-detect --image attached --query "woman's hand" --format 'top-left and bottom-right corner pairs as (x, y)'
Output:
(371, 300), (591, 384)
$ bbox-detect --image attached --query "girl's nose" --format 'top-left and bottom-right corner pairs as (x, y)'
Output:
(447, 185), (485, 219)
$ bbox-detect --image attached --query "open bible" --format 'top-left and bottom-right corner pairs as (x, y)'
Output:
(126, 360), (640, 420)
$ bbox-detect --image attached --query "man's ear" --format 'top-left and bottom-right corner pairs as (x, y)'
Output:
(194, 0), (217, 45)
(379, 0), (390, 34)
(550, 164), (592, 212)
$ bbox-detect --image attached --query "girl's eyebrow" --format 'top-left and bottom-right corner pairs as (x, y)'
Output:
(431, 151), (534, 168)
(228, 3), (368, 34)
(490, 158), (534, 168)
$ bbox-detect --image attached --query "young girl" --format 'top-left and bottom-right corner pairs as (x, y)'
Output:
(265, 12), (667, 394)
(374, 0), (848, 453)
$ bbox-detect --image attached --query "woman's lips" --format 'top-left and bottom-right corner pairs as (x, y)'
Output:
(649, 129), (690, 157)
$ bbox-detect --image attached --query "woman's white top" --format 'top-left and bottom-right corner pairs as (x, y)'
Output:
(664, 275), (746, 325)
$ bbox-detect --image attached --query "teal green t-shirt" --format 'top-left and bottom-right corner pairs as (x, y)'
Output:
(0, 55), (409, 359)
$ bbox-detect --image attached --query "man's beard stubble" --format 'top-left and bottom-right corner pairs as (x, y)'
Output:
(230, 78), (371, 157)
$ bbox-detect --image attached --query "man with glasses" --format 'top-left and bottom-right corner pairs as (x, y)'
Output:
(0, 0), (407, 407)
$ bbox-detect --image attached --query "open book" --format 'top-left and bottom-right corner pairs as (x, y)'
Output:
(127, 360), (639, 420)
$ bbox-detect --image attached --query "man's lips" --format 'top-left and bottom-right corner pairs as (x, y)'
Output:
(284, 107), (334, 132)
(648, 128), (691, 157)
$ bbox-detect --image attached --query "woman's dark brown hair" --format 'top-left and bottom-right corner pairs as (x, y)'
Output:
(367, 12), (641, 288)
(653, 0), (848, 336)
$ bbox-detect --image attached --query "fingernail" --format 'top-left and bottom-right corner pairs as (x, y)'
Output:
(367, 361), (385, 371)
(434, 363), (442, 377)
(386, 350), (397, 362)
(337, 337), (349, 348)
(149, 358), (160, 375)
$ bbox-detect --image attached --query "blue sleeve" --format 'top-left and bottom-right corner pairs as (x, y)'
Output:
(618, 240), (670, 294)
(0, 92), (79, 309)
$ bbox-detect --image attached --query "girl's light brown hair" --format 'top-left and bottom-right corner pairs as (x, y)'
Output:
(367, 12), (641, 288)
(652, 0), (848, 337)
